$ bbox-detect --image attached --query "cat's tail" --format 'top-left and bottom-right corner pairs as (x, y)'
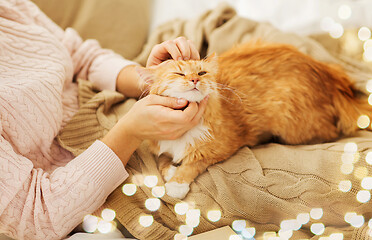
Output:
(332, 73), (372, 135)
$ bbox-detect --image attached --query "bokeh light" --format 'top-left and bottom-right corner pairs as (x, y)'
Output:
(369, 94), (372, 105)
(367, 80), (372, 93)
(280, 219), (301, 231)
(366, 152), (372, 165)
(358, 27), (371, 41)
(330, 23), (344, 39)
(122, 183), (137, 196)
(207, 210), (222, 222)
(241, 227), (256, 239)
(101, 208), (116, 222)
(179, 224), (193, 236)
(338, 4), (352, 20)
(97, 220), (114, 234)
(310, 223), (325, 235)
(174, 233), (187, 240)
(350, 215), (365, 228)
(345, 212), (357, 223)
(82, 215), (99, 233)
(145, 198), (161, 211)
(339, 180), (352, 192)
(341, 163), (354, 174)
(175, 202), (189, 215)
(354, 166), (368, 179)
(152, 186), (166, 198)
(310, 208), (324, 220)
(362, 177), (372, 189)
(344, 142), (358, 153)
(186, 209), (201, 228)
(297, 213), (310, 225)
(144, 175), (158, 188)
(232, 220), (247, 232)
(356, 190), (371, 203)
(278, 229), (293, 239)
(139, 215), (154, 227)
(229, 235), (243, 240)
(329, 233), (344, 240)
(357, 115), (370, 129)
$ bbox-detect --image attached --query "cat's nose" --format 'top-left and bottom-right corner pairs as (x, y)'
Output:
(191, 79), (199, 84)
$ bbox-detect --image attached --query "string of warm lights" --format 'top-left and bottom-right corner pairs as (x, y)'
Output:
(80, 3), (372, 240)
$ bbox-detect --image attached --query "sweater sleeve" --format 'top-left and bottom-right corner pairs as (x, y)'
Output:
(13, 0), (138, 91)
(0, 135), (128, 240)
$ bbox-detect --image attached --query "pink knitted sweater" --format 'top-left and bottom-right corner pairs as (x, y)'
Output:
(0, 0), (135, 239)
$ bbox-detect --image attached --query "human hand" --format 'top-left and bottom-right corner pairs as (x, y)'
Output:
(118, 94), (208, 142)
(146, 37), (200, 67)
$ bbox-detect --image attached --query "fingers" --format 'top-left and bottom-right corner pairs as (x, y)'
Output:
(146, 94), (188, 109)
(146, 37), (200, 67)
(191, 95), (209, 123)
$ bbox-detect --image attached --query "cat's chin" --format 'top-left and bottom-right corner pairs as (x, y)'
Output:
(163, 90), (206, 103)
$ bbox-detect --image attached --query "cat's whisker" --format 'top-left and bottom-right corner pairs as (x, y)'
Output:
(215, 83), (244, 103)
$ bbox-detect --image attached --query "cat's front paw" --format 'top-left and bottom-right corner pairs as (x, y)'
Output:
(165, 182), (190, 199)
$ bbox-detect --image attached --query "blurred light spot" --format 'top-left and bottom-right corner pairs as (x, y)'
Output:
(297, 213), (310, 225)
(186, 209), (200, 228)
(152, 186), (166, 198)
(321, 17), (335, 32)
(122, 183), (137, 196)
(339, 180), (352, 192)
(175, 202), (189, 215)
(139, 215), (154, 227)
(263, 232), (277, 238)
(278, 229), (293, 239)
(368, 218), (372, 228)
(338, 5), (352, 20)
(344, 142), (358, 153)
(359, 27), (372, 41)
(144, 175), (158, 188)
(369, 94), (372, 105)
(82, 215), (98, 233)
(357, 115), (370, 129)
(101, 208), (116, 222)
(364, 49), (372, 62)
(229, 235), (243, 240)
(356, 190), (371, 203)
(179, 225), (193, 236)
(366, 152), (372, 165)
(132, 174), (145, 186)
(341, 163), (354, 175)
(344, 212), (357, 223)
(232, 220), (247, 232)
(280, 219), (301, 231)
(367, 80), (372, 93)
(341, 153), (354, 164)
(241, 227), (256, 239)
(97, 220), (114, 234)
(354, 166), (368, 179)
(145, 198), (161, 211)
(350, 215), (365, 228)
(330, 23), (344, 39)
(174, 233), (187, 240)
(310, 208), (323, 220)
(207, 210), (221, 222)
(311, 223), (325, 235)
(329, 233), (344, 240)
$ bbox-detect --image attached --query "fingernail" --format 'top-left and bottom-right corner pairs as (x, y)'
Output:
(177, 98), (187, 105)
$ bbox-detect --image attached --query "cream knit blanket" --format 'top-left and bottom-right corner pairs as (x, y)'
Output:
(58, 4), (372, 240)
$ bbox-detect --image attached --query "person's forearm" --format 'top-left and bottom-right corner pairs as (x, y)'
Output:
(101, 120), (142, 166)
(116, 65), (144, 98)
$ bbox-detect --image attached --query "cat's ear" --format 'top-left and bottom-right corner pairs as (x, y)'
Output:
(136, 66), (155, 85)
(204, 52), (218, 63)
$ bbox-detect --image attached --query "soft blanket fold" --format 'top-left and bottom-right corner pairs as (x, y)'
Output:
(58, 3), (372, 240)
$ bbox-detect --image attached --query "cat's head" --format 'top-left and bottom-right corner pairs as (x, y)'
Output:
(137, 54), (218, 102)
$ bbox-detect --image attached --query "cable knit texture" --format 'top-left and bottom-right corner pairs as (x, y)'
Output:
(0, 0), (135, 239)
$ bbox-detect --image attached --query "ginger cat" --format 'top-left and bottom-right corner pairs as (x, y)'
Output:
(137, 41), (372, 199)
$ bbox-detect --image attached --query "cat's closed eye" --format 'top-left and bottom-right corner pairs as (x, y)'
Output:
(198, 71), (207, 76)
(174, 72), (185, 76)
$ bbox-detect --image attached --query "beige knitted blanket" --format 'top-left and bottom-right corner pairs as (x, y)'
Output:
(58, 4), (372, 240)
